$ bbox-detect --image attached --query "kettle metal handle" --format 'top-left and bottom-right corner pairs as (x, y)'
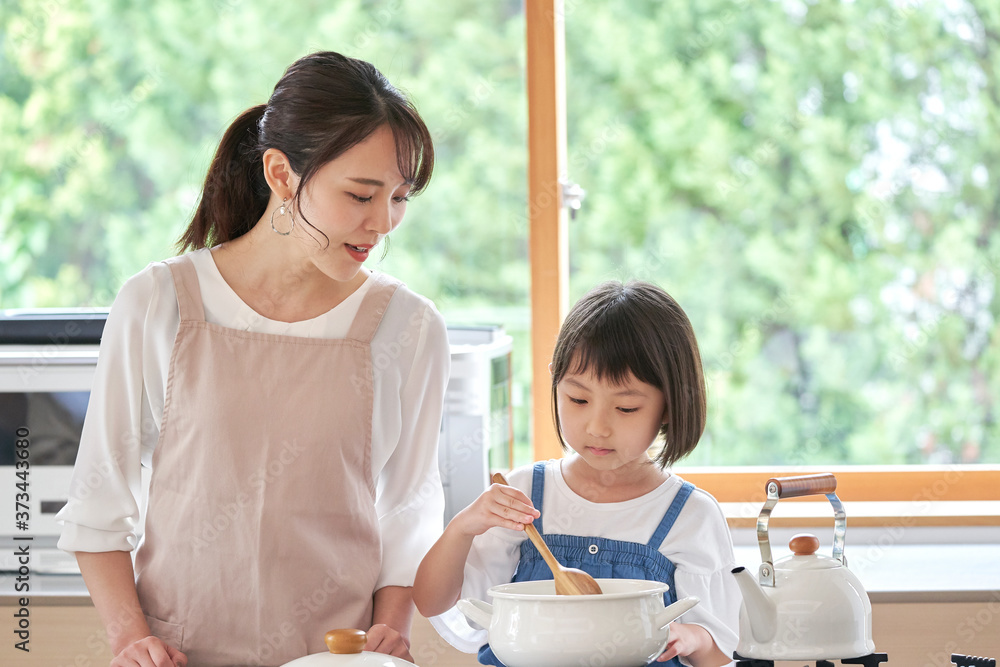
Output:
(756, 473), (847, 587)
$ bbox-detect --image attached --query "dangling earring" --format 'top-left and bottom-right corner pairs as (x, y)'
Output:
(270, 197), (295, 236)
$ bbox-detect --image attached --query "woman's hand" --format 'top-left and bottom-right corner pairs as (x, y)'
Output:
(450, 481), (540, 537)
(365, 623), (412, 661)
(656, 622), (729, 666)
(110, 635), (187, 667)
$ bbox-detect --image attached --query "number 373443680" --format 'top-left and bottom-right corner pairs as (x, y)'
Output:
(14, 427), (30, 529)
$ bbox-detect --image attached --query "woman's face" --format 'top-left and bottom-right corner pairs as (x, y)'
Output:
(555, 362), (667, 474)
(292, 124), (412, 281)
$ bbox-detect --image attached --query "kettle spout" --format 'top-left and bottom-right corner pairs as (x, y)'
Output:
(731, 566), (777, 643)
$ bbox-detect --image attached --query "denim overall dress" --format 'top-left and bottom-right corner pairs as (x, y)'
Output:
(477, 461), (694, 667)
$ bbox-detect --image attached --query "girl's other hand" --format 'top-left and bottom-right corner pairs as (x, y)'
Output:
(451, 481), (540, 537)
(656, 622), (729, 666)
(365, 623), (412, 661)
(110, 635), (187, 667)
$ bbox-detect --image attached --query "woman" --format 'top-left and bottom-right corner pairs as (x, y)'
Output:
(56, 51), (450, 667)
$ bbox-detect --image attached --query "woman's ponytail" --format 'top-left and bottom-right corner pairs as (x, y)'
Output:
(177, 52), (434, 253)
(177, 104), (270, 251)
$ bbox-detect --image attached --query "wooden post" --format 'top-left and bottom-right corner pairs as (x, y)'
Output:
(525, 0), (568, 461)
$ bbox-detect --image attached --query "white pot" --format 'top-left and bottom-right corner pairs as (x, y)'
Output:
(457, 579), (699, 667)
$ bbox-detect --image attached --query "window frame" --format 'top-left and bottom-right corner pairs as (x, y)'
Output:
(523, 1), (1000, 519)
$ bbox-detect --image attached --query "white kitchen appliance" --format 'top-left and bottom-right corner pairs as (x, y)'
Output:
(438, 325), (513, 523)
(0, 309), (108, 573)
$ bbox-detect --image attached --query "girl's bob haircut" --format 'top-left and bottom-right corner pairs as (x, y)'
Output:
(550, 280), (707, 467)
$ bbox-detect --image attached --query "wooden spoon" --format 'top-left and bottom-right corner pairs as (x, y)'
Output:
(492, 472), (603, 595)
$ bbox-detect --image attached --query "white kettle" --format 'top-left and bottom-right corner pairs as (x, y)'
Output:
(731, 473), (876, 661)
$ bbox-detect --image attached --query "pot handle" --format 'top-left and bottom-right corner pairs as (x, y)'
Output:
(456, 598), (494, 630)
(656, 596), (700, 631)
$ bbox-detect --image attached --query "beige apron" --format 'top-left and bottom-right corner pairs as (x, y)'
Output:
(135, 254), (398, 667)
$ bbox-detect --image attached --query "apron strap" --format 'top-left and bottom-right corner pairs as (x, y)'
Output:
(347, 271), (401, 343)
(646, 481), (695, 549)
(530, 461), (547, 534)
(164, 255), (206, 323)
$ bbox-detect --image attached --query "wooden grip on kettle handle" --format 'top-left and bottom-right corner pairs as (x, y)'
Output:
(767, 473), (837, 498)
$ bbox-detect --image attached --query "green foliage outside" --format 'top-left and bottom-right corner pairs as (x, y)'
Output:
(2, 0), (999, 466)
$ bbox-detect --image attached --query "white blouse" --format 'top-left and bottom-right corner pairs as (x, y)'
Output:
(430, 460), (741, 663)
(56, 248), (451, 589)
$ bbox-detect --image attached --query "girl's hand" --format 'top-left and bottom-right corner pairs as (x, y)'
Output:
(111, 635), (187, 667)
(365, 623), (412, 661)
(656, 622), (728, 666)
(450, 481), (540, 537)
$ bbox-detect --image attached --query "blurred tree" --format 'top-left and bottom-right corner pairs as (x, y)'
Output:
(564, 0), (1000, 465)
(2, 0), (998, 465)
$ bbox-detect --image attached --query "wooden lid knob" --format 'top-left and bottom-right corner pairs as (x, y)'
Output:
(325, 629), (367, 654)
(789, 533), (820, 556)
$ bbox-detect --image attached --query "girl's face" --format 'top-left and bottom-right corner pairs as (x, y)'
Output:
(292, 124), (412, 281)
(555, 363), (667, 474)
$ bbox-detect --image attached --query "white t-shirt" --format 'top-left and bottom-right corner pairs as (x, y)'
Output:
(430, 459), (741, 663)
(56, 247), (451, 589)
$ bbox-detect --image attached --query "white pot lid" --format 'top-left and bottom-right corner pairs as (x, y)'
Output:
(282, 651), (417, 667)
(280, 630), (418, 667)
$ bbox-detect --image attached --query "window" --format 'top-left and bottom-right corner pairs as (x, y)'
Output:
(557, 0), (1000, 470)
(4, 2), (999, 514)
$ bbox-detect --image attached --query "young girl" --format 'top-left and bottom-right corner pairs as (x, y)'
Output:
(56, 52), (450, 667)
(413, 281), (740, 667)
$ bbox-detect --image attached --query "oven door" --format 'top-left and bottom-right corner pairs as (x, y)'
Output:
(0, 346), (100, 572)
